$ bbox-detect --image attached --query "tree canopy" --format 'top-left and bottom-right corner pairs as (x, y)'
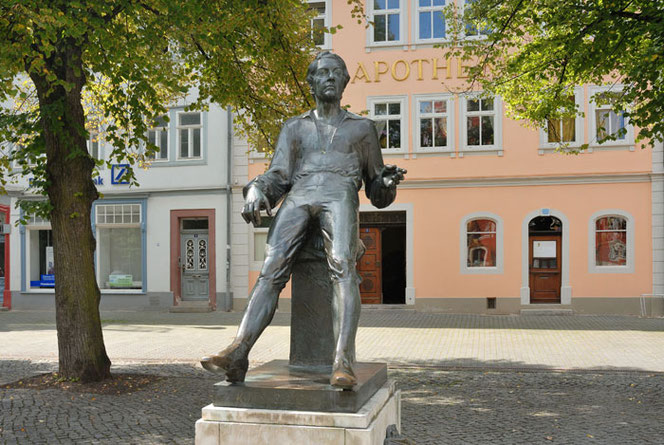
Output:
(0, 0), (321, 381)
(446, 0), (664, 148)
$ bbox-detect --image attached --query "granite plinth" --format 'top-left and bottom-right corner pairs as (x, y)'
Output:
(213, 360), (387, 413)
(290, 256), (335, 367)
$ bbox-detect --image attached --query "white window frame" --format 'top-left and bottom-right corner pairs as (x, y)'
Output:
(176, 111), (203, 160)
(413, 94), (454, 154)
(588, 85), (634, 150)
(367, 95), (408, 155)
(146, 116), (169, 161)
(95, 203), (144, 292)
(307, 0), (332, 50)
(459, 94), (503, 155)
(460, 212), (504, 274)
(463, 0), (490, 40)
(413, 0), (451, 44)
(249, 213), (277, 270)
(87, 131), (104, 164)
(588, 209), (634, 274)
(538, 87), (584, 153)
(366, 0), (407, 48)
(251, 227), (269, 270)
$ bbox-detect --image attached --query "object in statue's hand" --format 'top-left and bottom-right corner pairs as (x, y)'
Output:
(382, 164), (407, 188)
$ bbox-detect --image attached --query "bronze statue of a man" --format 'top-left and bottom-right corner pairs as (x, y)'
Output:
(201, 51), (406, 389)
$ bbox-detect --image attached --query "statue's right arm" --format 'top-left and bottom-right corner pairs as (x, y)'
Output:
(241, 122), (294, 225)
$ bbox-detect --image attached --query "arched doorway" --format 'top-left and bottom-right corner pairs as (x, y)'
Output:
(528, 216), (562, 303)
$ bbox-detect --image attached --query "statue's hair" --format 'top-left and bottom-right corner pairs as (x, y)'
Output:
(306, 51), (351, 91)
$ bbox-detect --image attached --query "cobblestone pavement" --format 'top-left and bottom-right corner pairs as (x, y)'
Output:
(1, 311), (663, 443)
(1, 361), (662, 444)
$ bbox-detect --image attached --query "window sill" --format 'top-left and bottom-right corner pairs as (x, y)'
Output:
(461, 266), (503, 275)
(100, 289), (146, 294)
(589, 265), (634, 274)
(365, 42), (409, 52)
(249, 151), (270, 160)
(459, 148), (503, 157)
(412, 150), (455, 158)
(538, 145), (585, 155)
(588, 144), (635, 152)
(145, 159), (207, 167)
(411, 39), (450, 48)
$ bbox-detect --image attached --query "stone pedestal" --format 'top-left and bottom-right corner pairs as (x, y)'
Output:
(195, 229), (400, 444)
(195, 380), (400, 445)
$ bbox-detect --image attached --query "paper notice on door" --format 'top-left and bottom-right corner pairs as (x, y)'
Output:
(533, 240), (556, 258)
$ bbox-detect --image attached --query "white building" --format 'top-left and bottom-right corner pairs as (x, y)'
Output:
(6, 99), (236, 312)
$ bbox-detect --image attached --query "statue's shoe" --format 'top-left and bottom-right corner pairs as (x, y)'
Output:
(201, 345), (249, 383)
(330, 357), (357, 390)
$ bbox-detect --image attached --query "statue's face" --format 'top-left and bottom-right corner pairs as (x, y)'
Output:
(311, 57), (345, 103)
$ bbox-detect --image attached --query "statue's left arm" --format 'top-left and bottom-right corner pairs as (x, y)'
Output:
(363, 120), (407, 209)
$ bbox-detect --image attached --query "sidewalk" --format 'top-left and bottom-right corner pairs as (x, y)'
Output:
(2, 309), (664, 373)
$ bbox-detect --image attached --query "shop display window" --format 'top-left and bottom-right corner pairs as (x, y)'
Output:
(28, 228), (54, 289)
(96, 203), (143, 290)
(595, 216), (627, 267)
(466, 218), (496, 267)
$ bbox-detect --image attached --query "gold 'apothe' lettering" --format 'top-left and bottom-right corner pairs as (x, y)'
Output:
(432, 58), (451, 80)
(373, 61), (389, 82)
(410, 59), (430, 81)
(352, 57), (470, 83)
(351, 63), (372, 83)
(391, 60), (410, 81)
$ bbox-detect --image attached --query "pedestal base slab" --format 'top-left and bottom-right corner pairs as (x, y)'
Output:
(196, 381), (400, 445)
(213, 360), (387, 413)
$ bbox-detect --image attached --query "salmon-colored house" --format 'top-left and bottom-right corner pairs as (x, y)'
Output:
(233, 0), (663, 316)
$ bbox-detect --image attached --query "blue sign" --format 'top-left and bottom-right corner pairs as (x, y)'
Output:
(111, 164), (130, 185)
(93, 176), (104, 185)
(30, 274), (55, 288)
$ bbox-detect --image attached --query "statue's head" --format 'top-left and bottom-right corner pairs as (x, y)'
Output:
(306, 51), (350, 102)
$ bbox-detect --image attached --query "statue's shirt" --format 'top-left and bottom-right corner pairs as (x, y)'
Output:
(247, 110), (395, 209)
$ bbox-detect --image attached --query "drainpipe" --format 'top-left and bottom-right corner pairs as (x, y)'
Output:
(225, 106), (233, 311)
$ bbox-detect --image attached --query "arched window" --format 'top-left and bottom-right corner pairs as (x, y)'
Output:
(589, 210), (634, 273)
(595, 216), (627, 266)
(461, 213), (503, 274)
(466, 218), (496, 268)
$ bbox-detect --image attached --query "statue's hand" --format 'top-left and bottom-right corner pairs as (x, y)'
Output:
(242, 185), (272, 226)
(381, 164), (407, 188)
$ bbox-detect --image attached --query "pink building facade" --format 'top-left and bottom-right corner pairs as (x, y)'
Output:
(241, 0), (663, 315)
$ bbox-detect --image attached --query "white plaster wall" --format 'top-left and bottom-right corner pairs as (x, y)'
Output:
(8, 198), (22, 292)
(230, 132), (250, 300)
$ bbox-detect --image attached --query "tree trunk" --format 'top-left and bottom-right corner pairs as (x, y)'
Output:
(30, 44), (111, 382)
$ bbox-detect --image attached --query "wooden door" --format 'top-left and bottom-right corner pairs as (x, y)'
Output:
(358, 227), (382, 304)
(529, 235), (562, 303)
